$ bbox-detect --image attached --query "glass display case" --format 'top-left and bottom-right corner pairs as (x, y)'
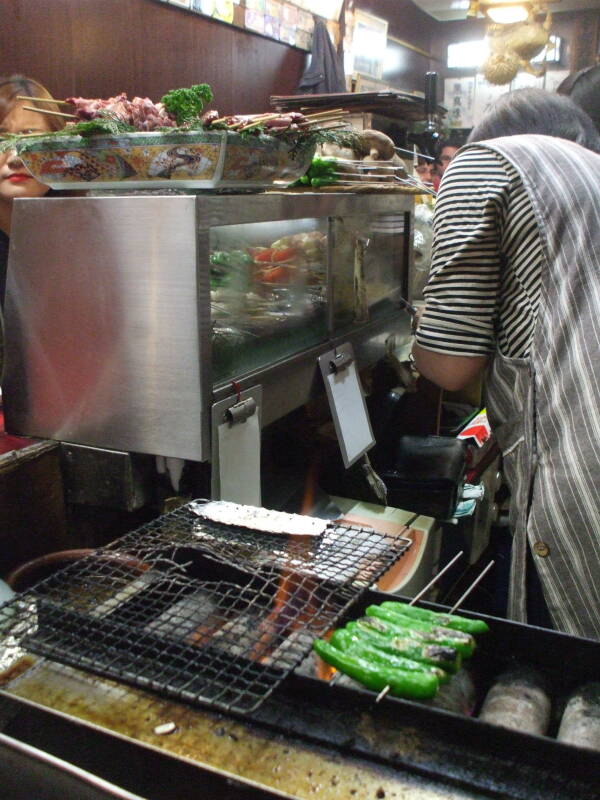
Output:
(210, 217), (328, 382)
(330, 213), (408, 331)
(4, 192), (414, 461)
(209, 207), (411, 383)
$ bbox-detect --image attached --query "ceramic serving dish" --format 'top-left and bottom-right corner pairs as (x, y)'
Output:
(18, 130), (315, 191)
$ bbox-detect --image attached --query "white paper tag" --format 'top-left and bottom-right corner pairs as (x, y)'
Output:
(319, 344), (375, 468)
(217, 412), (261, 507)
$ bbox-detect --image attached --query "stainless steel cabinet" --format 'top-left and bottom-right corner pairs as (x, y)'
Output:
(3, 192), (413, 461)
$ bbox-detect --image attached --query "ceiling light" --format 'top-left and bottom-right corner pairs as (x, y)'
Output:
(467, 0), (555, 24)
(486, 4), (529, 23)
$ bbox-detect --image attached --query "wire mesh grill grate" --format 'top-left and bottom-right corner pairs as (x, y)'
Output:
(0, 502), (411, 714)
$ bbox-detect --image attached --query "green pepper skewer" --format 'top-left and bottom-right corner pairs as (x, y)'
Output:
(380, 600), (490, 635)
(348, 620), (461, 673)
(313, 639), (439, 699)
(365, 605), (476, 658)
(330, 629), (449, 683)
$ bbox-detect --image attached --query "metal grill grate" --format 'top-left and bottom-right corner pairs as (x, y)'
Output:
(0, 502), (411, 714)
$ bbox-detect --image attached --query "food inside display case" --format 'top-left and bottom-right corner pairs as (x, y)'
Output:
(210, 218), (328, 381)
(332, 214), (408, 329)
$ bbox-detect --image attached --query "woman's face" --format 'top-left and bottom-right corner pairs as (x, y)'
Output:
(0, 101), (53, 204)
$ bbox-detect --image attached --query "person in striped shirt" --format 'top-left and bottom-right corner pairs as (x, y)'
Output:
(412, 88), (600, 640)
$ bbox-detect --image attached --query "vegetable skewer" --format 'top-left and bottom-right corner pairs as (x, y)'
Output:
(375, 560), (494, 702)
(328, 550), (463, 686)
(318, 555), (494, 703)
(327, 551), (464, 689)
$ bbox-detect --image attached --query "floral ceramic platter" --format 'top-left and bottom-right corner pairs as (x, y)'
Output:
(18, 130), (315, 191)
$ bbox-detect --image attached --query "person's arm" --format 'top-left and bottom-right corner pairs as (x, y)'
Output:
(412, 343), (488, 392)
(411, 148), (509, 390)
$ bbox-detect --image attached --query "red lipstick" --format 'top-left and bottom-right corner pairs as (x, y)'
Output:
(6, 174), (32, 184)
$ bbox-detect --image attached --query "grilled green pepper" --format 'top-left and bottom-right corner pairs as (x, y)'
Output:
(365, 605), (475, 658)
(380, 601), (490, 635)
(313, 639), (439, 699)
(330, 629), (449, 684)
(291, 157), (338, 188)
(348, 620), (461, 673)
(310, 176), (338, 188)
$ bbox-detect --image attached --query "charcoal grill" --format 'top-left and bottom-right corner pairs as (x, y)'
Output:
(0, 502), (411, 715)
(1, 589), (599, 800)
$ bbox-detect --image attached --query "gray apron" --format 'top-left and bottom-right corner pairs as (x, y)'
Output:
(471, 135), (600, 640)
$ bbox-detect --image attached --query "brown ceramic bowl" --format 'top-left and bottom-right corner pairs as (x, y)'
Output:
(5, 549), (148, 593)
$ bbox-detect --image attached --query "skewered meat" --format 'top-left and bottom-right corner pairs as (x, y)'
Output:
(65, 93), (177, 130)
(201, 109), (221, 126)
(64, 93), (308, 134)
(205, 112), (309, 132)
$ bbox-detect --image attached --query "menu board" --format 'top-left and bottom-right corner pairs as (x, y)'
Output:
(446, 69), (571, 130)
(158, 0), (340, 51)
(192, 0), (236, 22)
(444, 77), (476, 129)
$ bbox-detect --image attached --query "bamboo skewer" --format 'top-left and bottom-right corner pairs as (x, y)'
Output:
(304, 108), (348, 120)
(22, 105), (77, 120)
(304, 108), (347, 118)
(16, 95), (72, 107)
(307, 123), (348, 132)
(449, 560), (495, 615)
(409, 551), (464, 606)
(306, 117), (348, 126)
(237, 113), (282, 131)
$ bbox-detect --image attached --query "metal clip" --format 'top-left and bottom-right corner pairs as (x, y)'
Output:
(329, 352), (353, 374)
(224, 397), (257, 425)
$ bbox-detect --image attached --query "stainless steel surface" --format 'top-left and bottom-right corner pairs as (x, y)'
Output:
(60, 444), (155, 511)
(0, 731), (146, 800)
(4, 192), (413, 460)
(4, 196), (206, 460)
(0, 663), (491, 800)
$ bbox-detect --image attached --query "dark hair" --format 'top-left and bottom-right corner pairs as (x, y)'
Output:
(467, 88), (600, 154)
(436, 135), (465, 155)
(557, 65), (600, 135)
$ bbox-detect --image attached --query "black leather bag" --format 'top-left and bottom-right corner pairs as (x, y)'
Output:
(379, 435), (467, 520)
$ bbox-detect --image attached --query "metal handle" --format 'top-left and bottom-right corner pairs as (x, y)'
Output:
(425, 72), (438, 118)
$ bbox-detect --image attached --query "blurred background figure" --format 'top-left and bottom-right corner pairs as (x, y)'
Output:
(415, 155), (435, 186)
(557, 64), (600, 135)
(0, 74), (65, 306)
(433, 140), (460, 191)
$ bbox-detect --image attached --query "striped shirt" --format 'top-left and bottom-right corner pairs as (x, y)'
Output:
(416, 148), (543, 358)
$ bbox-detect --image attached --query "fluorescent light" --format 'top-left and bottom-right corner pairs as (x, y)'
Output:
(486, 4), (529, 23)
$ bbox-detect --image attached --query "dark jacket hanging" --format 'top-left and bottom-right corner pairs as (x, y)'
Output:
(298, 18), (347, 95)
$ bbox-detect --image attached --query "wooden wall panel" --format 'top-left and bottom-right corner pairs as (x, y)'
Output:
(0, 0), (307, 114)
